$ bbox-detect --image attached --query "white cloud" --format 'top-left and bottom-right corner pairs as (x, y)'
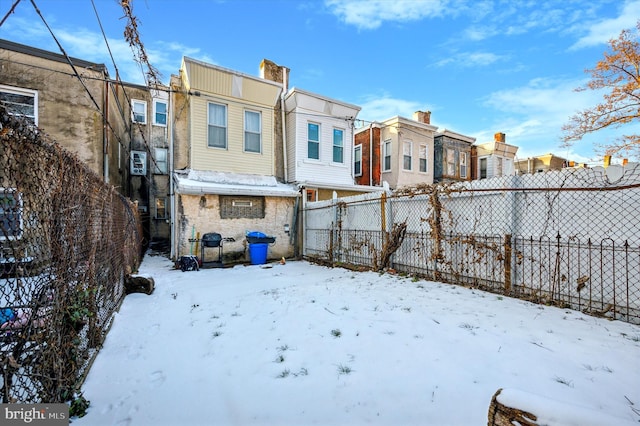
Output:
(477, 77), (612, 160)
(434, 51), (505, 68)
(357, 93), (430, 122)
(324, 0), (453, 30)
(570, 0), (640, 49)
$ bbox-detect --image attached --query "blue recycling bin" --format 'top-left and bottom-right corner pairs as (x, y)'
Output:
(247, 231), (276, 265)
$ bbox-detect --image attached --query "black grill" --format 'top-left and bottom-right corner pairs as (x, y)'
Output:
(202, 233), (222, 247)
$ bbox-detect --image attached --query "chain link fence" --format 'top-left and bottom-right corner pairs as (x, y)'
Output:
(0, 106), (142, 403)
(304, 165), (640, 325)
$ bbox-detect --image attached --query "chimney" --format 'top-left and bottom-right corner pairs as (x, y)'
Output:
(494, 132), (506, 143)
(413, 110), (431, 124)
(604, 155), (611, 167)
(260, 59), (290, 91)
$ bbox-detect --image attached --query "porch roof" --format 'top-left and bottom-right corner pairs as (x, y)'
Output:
(174, 170), (299, 197)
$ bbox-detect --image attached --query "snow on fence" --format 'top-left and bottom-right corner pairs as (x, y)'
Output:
(0, 106), (143, 403)
(303, 165), (640, 325)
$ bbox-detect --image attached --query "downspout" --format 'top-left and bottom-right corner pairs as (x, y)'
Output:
(281, 67), (288, 182)
(103, 79), (109, 183)
(169, 87), (176, 259)
(369, 123), (373, 186)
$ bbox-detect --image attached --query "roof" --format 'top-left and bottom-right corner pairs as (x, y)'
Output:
(0, 38), (108, 73)
(174, 170), (299, 197)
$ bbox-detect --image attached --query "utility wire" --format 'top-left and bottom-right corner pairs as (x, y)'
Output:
(0, 0), (21, 27)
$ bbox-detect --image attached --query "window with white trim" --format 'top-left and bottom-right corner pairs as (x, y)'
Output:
(460, 152), (468, 178)
(0, 85), (37, 125)
(208, 103), (227, 149)
(132, 100), (147, 124)
(419, 144), (427, 172)
(354, 145), (362, 176)
(0, 189), (22, 240)
(403, 140), (412, 170)
(153, 148), (168, 174)
(244, 110), (261, 153)
(333, 128), (344, 163)
(308, 123), (320, 160)
(382, 140), (392, 172)
(153, 99), (167, 126)
(497, 157), (503, 176)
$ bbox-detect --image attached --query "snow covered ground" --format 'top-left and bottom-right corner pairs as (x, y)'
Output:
(73, 255), (640, 425)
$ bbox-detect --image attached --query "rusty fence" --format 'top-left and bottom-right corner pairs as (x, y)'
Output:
(0, 107), (142, 403)
(303, 166), (640, 325)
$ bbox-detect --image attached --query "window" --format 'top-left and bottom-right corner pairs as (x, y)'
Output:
(0, 189), (22, 240)
(446, 148), (456, 176)
(497, 157), (503, 176)
(155, 197), (167, 219)
(460, 152), (468, 179)
(132, 100), (147, 124)
(153, 100), (167, 126)
(354, 145), (362, 176)
(305, 189), (317, 202)
(403, 140), (412, 170)
(308, 123), (320, 160)
(333, 129), (344, 163)
(0, 85), (37, 124)
(419, 144), (427, 173)
(153, 148), (168, 174)
(208, 103), (227, 149)
(244, 110), (261, 153)
(220, 196), (265, 219)
(383, 140), (392, 171)
(480, 158), (487, 179)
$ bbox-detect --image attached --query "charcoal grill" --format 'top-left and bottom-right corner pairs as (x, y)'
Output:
(200, 232), (234, 268)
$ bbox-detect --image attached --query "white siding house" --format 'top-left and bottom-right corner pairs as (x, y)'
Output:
(284, 88), (363, 199)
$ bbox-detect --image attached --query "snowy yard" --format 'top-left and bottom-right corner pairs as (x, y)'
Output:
(74, 255), (640, 425)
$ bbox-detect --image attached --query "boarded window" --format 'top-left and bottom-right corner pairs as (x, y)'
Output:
(219, 196), (265, 219)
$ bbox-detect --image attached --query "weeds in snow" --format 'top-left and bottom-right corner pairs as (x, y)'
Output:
(277, 344), (290, 352)
(554, 376), (574, 387)
(277, 369), (290, 378)
(275, 354), (285, 363)
(331, 329), (342, 338)
(337, 364), (353, 375)
(211, 331), (223, 338)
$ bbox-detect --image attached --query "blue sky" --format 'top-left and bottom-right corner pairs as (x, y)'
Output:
(1, 0), (639, 164)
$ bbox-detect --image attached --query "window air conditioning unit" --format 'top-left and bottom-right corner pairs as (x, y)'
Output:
(130, 151), (147, 176)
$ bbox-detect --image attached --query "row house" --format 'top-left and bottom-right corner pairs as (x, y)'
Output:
(170, 57), (298, 263)
(354, 111), (438, 190)
(515, 153), (569, 175)
(283, 87), (363, 202)
(0, 39), (172, 249)
(434, 129), (475, 183)
(471, 132), (519, 179)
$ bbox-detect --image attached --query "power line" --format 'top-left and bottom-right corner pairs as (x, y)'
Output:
(0, 0), (21, 28)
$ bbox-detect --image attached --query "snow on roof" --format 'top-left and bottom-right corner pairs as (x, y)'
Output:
(174, 170), (299, 197)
